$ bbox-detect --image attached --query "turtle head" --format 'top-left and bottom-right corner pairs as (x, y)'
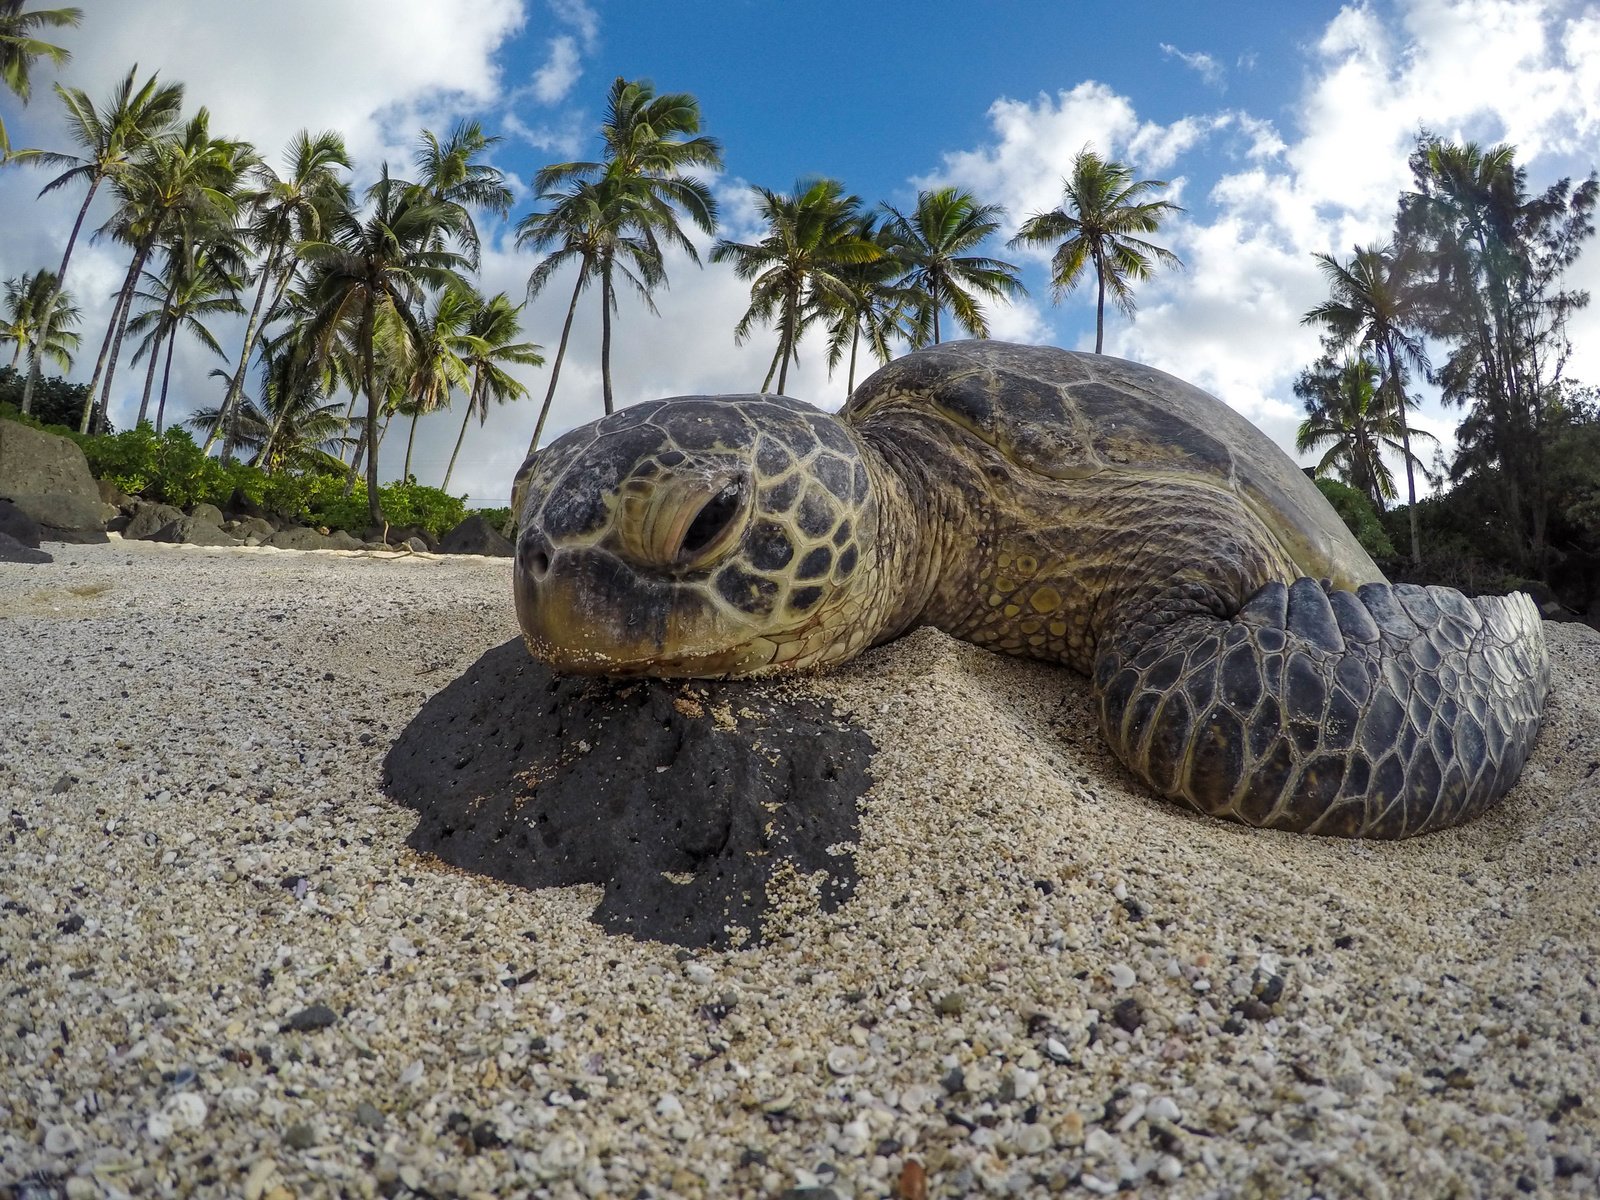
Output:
(513, 395), (881, 678)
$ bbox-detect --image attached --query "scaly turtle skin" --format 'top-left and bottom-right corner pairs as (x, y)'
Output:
(512, 341), (1550, 838)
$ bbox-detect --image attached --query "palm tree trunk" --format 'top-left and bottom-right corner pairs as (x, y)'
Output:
(527, 273), (584, 456)
(23, 178), (100, 416)
(1384, 343), (1421, 565)
(155, 331), (178, 433)
(79, 246), (146, 433)
(8, 343), (19, 369)
(344, 420), (366, 494)
(135, 325), (165, 427)
(761, 340), (782, 393)
(1094, 256), (1107, 354)
(208, 233), (285, 454)
(442, 376), (480, 492)
(362, 306), (383, 526)
(599, 268), (615, 416)
(847, 326), (860, 396)
(95, 237), (158, 431)
(404, 411), (419, 482)
(930, 279), (941, 346)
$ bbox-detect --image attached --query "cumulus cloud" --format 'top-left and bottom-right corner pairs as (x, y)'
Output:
(926, 0), (1600, 481)
(531, 35), (582, 104)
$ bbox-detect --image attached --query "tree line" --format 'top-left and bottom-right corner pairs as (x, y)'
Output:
(1296, 134), (1599, 611)
(0, 5), (1188, 527)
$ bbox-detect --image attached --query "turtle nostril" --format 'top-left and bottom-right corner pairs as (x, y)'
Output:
(678, 478), (745, 561)
(531, 550), (550, 576)
(520, 536), (552, 580)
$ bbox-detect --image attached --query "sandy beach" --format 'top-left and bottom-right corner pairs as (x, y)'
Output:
(2, 538), (1597, 1199)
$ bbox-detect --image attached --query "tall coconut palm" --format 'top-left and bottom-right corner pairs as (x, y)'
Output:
(0, 0), (80, 159)
(1294, 354), (1435, 514)
(395, 284), (477, 482)
(206, 128), (350, 453)
(1302, 243), (1429, 563)
(1008, 147), (1183, 353)
(879, 186), (1022, 346)
(0, 269), (78, 375)
(412, 119), (512, 270)
(442, 291), (540, 491)
(535, 76), (722, 413)
(126, 243), (243, 430)
(298, 168), (469, 526)
(80, 108), (253, 433)
(517, 176), (665, 449)
(711, 178), (881, 395)
(821, 217), (921, 396)
(21, 65), (182, 414)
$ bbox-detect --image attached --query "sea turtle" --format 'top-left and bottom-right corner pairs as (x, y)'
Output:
(511, 341), (1549, 839)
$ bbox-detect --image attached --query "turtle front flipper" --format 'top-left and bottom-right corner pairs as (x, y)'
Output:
(1093, 578), (1550, 838)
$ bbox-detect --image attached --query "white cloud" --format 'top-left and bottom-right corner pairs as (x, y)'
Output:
(531, 35), (582, 105)
(925, 0), (1600, 486)
(1160, 42), (1226, 89)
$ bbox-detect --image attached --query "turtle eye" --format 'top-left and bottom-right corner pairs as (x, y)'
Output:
(678, 477), (747, 563)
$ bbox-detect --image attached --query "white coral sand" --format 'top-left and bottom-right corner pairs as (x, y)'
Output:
(1, 538), (1597, 1199)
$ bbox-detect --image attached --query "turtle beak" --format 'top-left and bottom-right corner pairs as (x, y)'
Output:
(514, 533), (768, 678)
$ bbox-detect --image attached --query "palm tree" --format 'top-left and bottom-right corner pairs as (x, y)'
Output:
(298, 168), (469, 526)
(1294, 355), (1435, 514)
(1302, 243), (1429, 563)
(879, 186), (1022, 345)
(21, 65), (182, 414)
(0, 0), (80, 159)
(517, 176), (664, 449)
(80, 107), (253, 433)
(411, 119), (512, 269)
(206, 128), (350, 454)
(1008, 147), (1183, 353)
(442, 291), (540, 491)
(821, 217), (921, 396)
(189, 353), (353, 473)
(711, 178), (881, 395)
(534, 76), (722, 413)
(395, 284), (477, 482)
(0, 269), (78, 375)
(126, 243), (243, 430)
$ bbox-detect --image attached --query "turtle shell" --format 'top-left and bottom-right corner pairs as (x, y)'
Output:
(841, 341), (1383, 591)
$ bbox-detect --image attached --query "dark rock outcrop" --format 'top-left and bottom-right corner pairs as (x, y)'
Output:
(0, 530), (51, 563)
(225, 515), (275, 541)
(0, 498), (42, 548)
(188, 502), (226, 526)
(439, 514), (514, 557)
(122, 502), (186, 541)
(325, 529), (365, 551)
(0, 421), (110, 542)
(385, 639), (874, 948)
(150, 516), (242, 546)
(264, 526), (332, 551)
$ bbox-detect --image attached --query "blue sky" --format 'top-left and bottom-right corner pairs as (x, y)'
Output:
(2, 0), (1597, 506)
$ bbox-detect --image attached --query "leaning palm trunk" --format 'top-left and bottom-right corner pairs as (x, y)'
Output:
(79, 249), (146, 432)
(403, 411), (419, 482)
(527, 274), (585, 456)
(23, 180), (101, 416)
(93, 237), (160, 432)
(155, 332), (178, 433)
(208, 239), (285, 454)
(135, 324), (167, 426)
(442, 373), (482, 492)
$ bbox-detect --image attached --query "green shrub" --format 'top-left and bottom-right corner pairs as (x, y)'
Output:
(1314, 478), (1396, 563)
(377, 478), (468, 538)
